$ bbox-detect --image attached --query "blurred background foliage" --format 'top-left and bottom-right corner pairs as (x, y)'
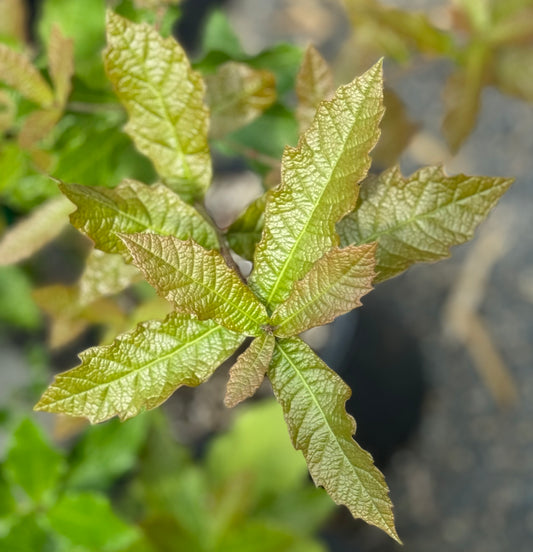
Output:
(0, 0), (532, 550)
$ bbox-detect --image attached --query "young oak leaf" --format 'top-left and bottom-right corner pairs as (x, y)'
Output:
(120, 233), (269, 336)
(35, 313), (244, 423)
(271, 244), (376, 338)
(0, 195), (73, 265)
(249, 60), (384, 311)
(268, 338), (400, 542)
(205, 61), (277, 139)
(0, 44), (54, 107)
(60, 180), (219, 256)
(104, 11), (211, 201)
(226, 193), (268, 261)
(78, 250), (141, 307)
(224, 332), (275, 408)
(295, 44), (334, 134)
(338, 165), (513, 282)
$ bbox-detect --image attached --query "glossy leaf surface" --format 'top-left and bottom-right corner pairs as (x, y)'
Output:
(338, 165), (513, 282)
(35, 313), (244, 423)
(121, 233), (268, 335)
(249, 61), (383, 310)
(268, 338), (399, 541)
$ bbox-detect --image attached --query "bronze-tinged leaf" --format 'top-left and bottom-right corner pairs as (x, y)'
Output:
(271, 244), (376, 338)
(35, 314), (244, 423)
(269, 337), (400, 542)
(224, 332), (275, 408)
(104, 11), (211, 200)
(249, 61), (384, 311)
(48, 24), (74, 107)
(17, 108), (62, 149)
(0, 44), (54, 107)
(206, 61), (277, 138)
(295, 44), (334, 134)
(120, 233), (269, 336)
(338, 165), (513, 282)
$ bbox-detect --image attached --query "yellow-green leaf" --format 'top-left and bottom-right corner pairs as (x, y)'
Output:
(0, 195), (73, 266)
(0, 44), (54, 106)
(104, 11), (211, 200)
(48, 24), (74, 107)
(35, 313), (244, 423)
(268, 338), (399, 542)
(78, 250), (141, 306)
(120, 233), (269, 336)
(224, 332), (275, 408)
(271, 244), (376, 338)
(206, 61), (277, 139)
(249, 61), (384, 311)
(337, 165), (513, 282)
(295, 45), (334, 134)
(226, 193), (267, 261)
(60, 180), (219, 256)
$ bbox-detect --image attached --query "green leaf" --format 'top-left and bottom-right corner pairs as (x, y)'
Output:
(0, 469), (16, 519)
(337, 165), (513, 282)
(206, 62), (277, 139)
(104, 11), (211, 200)
(201, 9), (244, 58)
(0, 45), (54, 106)
(0, 195), (72, 266)
(38, 0), (107, 87)
(249, 61), (384, 310)
(268, 338), (399, 542)
(35, 313), (244, 423)
(271, 244), (376, 338)
(66, 414), (150, 490)
(48, 25), (74, 107)
(295, 45), (334, 134)
(224, 333), (275, 407)
(4, 418), (64, 504)
(47, 492), (139, 551)
(121, 233), (269, 335)
(61, 179), (219, 256)
(0, 266), (41, 329)
(0, 513), (51, 552)
(207, 399), (310, 500)
(226, 193), (267, 261)
(78, 250), (141, 306)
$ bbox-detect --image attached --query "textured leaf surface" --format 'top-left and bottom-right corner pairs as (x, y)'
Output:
(268, 338), (399, 541)
(271, 244), (376, 338)
(35, 313), (244, 423)
(226, 193), (267, 261)
(338, 165), (513, 282)
(206, 61), (276, 138)
(295, 45), (334, 134)
(0, 195), (72, 265)
(0, 44), (54, 106)
(224, 333), (275, 407)
(61, 180), (218, 256)
(78, 250), (141, 306)
(249, 61), (383, 310)
(48, 24), (74, 106)
(105, 11), (211, 200)
(5, 419), (64, 504)
(121, 233), (268, 335)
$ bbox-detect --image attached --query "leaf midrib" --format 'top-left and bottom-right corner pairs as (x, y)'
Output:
(275, 340), (393, 531)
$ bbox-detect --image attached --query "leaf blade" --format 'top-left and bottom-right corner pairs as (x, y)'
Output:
(224, 333), (275, 407)
(48, 24), (74, 107)
(121, 233), (269, 335)
(271, 244), (376, 338)
(104, 11), (211, 200)
(269, 338), (399, 541)
(60, 179), (219, 256)
(0, 44), (54, 106)
(249, 61), (384, 310)
(35, 313), (244, 423)
(337, 165), (513, 282)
